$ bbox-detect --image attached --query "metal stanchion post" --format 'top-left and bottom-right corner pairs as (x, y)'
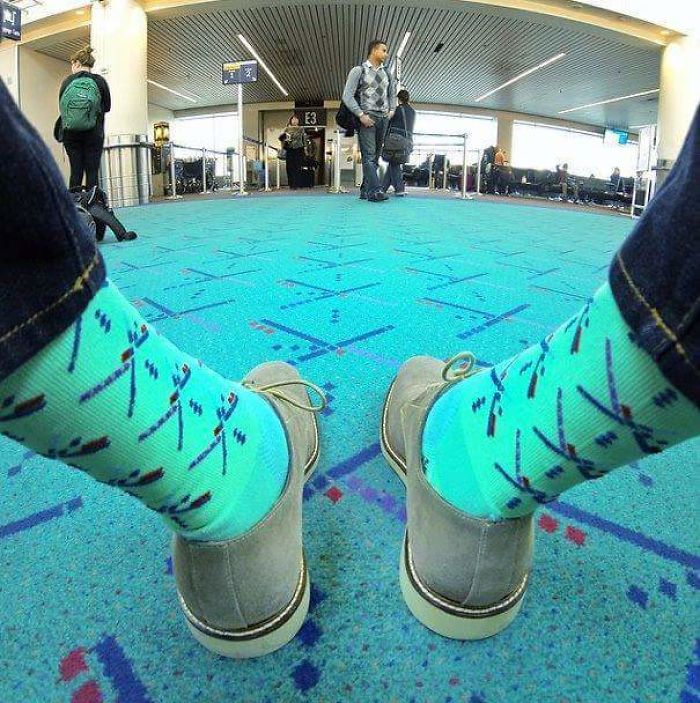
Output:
(275, 155), (280, 189)
(631, 176), (638, 218)
(166, 143), (182, 200)
(264, 145), (271, 192)
(329, 129), (344, 194)
(234, 84), (248, 197)
(475, 149), (482, 196)
(459, 133), (473, 200)
(644, 174), (652, 208)
(328, 131), (337, 193)
(201, 148), (207, 194)
(428, 154), (435, 190)
(226, 149), (234, 191)
(335, 130), (341, 192)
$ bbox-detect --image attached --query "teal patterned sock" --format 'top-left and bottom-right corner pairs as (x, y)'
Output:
(0, 280), (289, 541)
(422, 283), (700, 520)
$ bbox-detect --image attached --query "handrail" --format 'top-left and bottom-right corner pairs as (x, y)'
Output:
(161, 140), (282, 194)
(169, 143), (231, 156)
(413, 132), (469, 139)
(103, 141), (155, 150)
(244, 134), (280, 154)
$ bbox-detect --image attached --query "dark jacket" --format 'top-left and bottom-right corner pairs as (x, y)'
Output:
(59, 71), (111, 143)
(387, 103), (416, 138)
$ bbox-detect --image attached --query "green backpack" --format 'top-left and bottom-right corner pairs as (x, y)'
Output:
(60, 76), (101, 131)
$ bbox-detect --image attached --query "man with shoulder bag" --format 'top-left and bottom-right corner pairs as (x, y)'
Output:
(381, 89), (415, 197)
(341, 40), (397, 202)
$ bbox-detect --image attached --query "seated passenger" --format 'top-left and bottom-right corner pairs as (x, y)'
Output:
(609, 167), (623, 192)
(555, 162), (579, 201)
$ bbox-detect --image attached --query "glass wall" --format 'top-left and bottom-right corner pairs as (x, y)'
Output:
(170, 113), (240, 177)
(409, 111), (497, 166)
(511, 121), (638, 178)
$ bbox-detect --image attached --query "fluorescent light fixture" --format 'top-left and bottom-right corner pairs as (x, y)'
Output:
(147, 80), (199, 103)
(475, 52), (566, 102)
(558, 88), (659, 114)
(396, 31), (411, 59)
(237, 34), (289, 97)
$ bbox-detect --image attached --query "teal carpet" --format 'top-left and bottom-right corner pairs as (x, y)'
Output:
(1, 195), (698, 703)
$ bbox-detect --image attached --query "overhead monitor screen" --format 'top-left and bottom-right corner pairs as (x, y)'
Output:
(604, 128), (629, 145)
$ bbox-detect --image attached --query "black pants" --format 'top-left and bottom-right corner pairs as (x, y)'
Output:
(285, 147), (304, 189)
(65, 138), (104, 190)
(494, 166), (512, 194)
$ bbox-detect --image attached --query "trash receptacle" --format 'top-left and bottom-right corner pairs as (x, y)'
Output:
(99, 134), (152, 208)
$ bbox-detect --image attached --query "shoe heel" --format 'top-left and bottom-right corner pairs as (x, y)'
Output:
(183, 565), (311, 659)
(399, 533), (525, 640)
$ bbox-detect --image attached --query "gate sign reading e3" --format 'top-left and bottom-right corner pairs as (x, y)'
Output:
(1, 2), (21, 41)
(222, 60), (258, 85)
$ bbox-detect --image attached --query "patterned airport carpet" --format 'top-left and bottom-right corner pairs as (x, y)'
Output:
(1, 194), (698, 703)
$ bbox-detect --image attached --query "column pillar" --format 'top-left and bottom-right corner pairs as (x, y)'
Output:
(90, 0), (150, 207)
(656, 35), (700, 187)
(496, 114), (513, 159)
(0, 42), (20, 104)
(90, 0), (148, 135)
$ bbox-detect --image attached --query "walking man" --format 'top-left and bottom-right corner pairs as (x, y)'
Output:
(342, 40), (397, 202)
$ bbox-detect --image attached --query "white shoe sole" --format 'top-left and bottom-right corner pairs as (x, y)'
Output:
(399, 532), (526, 640)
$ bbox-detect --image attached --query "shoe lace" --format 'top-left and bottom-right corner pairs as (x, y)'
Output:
(441, 351), (480, 383)
(243, 378), (328, 413)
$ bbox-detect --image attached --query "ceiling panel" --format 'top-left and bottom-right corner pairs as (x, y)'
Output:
(33, 0), (662, 128)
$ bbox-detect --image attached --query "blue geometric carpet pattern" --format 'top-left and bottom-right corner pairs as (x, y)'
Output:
(1, 195), (698, 703)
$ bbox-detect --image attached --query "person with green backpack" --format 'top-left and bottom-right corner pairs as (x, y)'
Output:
(58, 46), (111, 190)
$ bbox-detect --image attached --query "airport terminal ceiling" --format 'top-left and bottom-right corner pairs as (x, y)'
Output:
(31, 0), (664, 129)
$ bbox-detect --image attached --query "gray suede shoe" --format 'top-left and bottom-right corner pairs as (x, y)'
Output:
(380, 354), (534, 640)
(172, 362), (324, 659)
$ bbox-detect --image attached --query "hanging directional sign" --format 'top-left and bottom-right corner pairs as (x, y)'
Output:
(222, 60), (258, 85)
(1, 2), (22, 41)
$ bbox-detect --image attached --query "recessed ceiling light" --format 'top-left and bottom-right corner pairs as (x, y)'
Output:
(558, 88), (659, 114)
(147, 79), (199, 103)
(475, 52), (566, 102)
(238, 34), (289, 97)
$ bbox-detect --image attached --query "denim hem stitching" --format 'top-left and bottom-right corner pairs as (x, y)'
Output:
(616, 251), (700, 379)
(0, 253), (101, 345)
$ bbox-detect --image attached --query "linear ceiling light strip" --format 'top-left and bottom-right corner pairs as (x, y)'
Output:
(237, 33), (289, 97)
(558, 89), (660, 114)
(147, 79), (199, 103)
(475, 52), (566, 102)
